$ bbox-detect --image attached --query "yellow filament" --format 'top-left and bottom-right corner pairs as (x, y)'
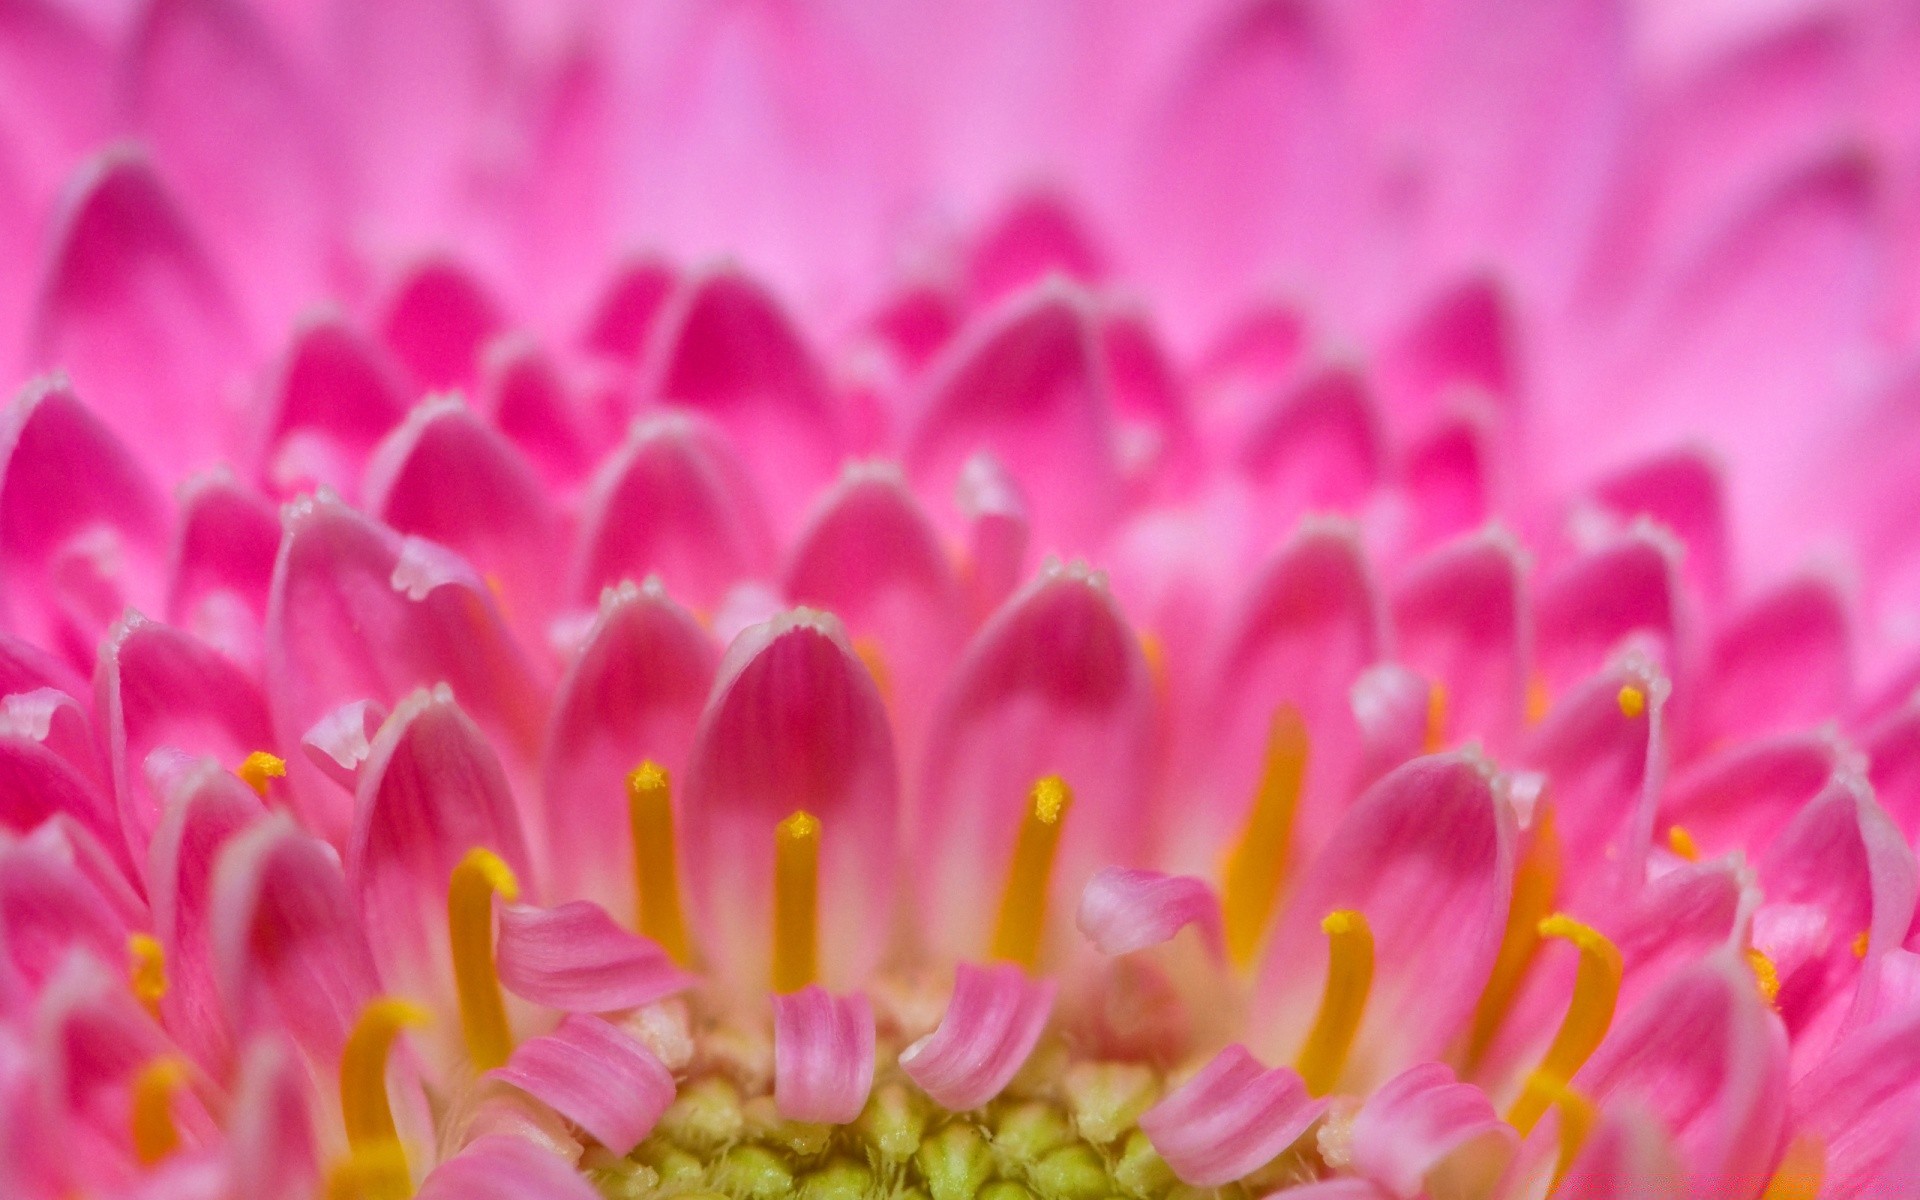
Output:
(128, 933), (167, 1018)
(340, 998), (431, 1149)
(1762, 1134), (1825, 1200)
(1424, 682), (1448, 753)
(1667, 825), (1701, 862)
(991, 776), (1074, 969)
(1297, 909), (1375, 1096)
(131, 1056), (188, 1164)
(1749, 948), (1781, 1006)
(773, 811), (822, 994)
(237, 750), (287, 798)
(1466, 807), (1563, 1069)
(1507, 916), (1623, 1134)
(325, 1140), (415, 1200)
(1221, 706), (1309, 969)
(448, 848), (519, 1071)
(1616, 685), (1645, 719)
(1541, 1079), (1597, 1195)
(627, 762), (693, 966)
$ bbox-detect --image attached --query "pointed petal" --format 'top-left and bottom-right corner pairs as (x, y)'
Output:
(1375, 278), (1518, 433)
(417, 1134), (600, 1200)
(378, 257), (505, 392)
(1391, 529), (1530, 754)
(1691, 575), (1851, 752)
(490, 1014), (675, 1155)
(258, 314), (409, 499)
(899, 963), (1055, 1112)
(495, 900), (694, 1013)
(683, 611), (898, 990)
(582, 259), (676, 365)
(966, 192), (1107, 307)
(867, 281), (962, 377)
(773, 986), (875, 1125)
(1349, 1063), (1513, 1200)
(1864, 698), (1920, 845)
(1138, 1043), (1326, 1187)
(915, 567), (1155, 963)
(1396, 407), (1494, 558)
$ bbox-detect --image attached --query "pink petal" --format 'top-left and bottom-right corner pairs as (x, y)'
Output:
(899, 962), (1055, 1112)
(258, 314), (408, 499)
(1535, 529), (1689, 698)
(956, 452), (1030, 620)
(907, 284), (1122, 555)
(1865, 698), (1920, 845)
(490, 1014), (674, 1155)
(773, 986), (876, 1124)
(1237, 366), (1385, 529)
(571, 413), (775, 613)
(868, 281), (962, 376)
(1375, 278), (1517, 434)
(1659, 730), (1842, 862)
(226, 1037), (320, 1200)
(31, 148), (250, 478)
(636, 268), (842, 534)
(99, 613), (273, 861)
(494, 900), (693, 1012)
(209, 815), (378, 1062)
(476, 335), (592, 486)
(683, 610), (898, 989)
(1575, 953), (1788, 1197)
(0, 630), (87, 707)
(1253, 752), (1514, 1083)
(1098, 306), (1195, 490)
(1076, 867), (1224, 960)
(1349, 1063), (1513, 1200)
(966, 192), (1107, 307)
(914, 567), (1155, 963)
(1391, 529), (1530, 754)
(1395, 407), (1494, 558)
(1550, 1100), (1688, 1200)
(0, 707), (123, 878)
(298, 699), (387, 793)
(378, 257), (505, 392)
(582, 258), (676, 365)
(1793, 1006), (1920, 1197)
(168, 471), (281, 669)
(1193, 300), (1310, 416)
(417, 1135), (600, 1200)
(0, 839), (128, 1005)
(1689, 575), (1851, 753)
(346, 687), (532, 1013)
(0, 378), (168, 672)
(1138, 1044), (1326, 1187)
(1579, 447), (1732, 611)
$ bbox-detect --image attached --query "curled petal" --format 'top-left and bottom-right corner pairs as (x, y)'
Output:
(494, 901), (693, 1012)
(1349, 1063), (1513, 1200)
(1396, 408), (1494, 557)
(1139, 1044), (1326, 1187)
(900, 963), (1055, 1112)
(1076, 868), (1223, 960)
(956, 452), (1030, 620)
(490, 1014), (675, 1155)
(773, 986), (875, 1124)
(417, 1134), (600, 1200)
(299, 699), (387, 793)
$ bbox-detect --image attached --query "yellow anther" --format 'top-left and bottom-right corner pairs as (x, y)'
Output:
(1616, 685), (1645, 719)
(1424, 681), (1448, 753)
(1297, 909), (1375, 1096)
(1853, 931), (1870, 959)
(1467, 807), (1562, 1070)
(991, 776), (1074, 970)
(1526, 674), (1551, 725)
(1222, 706), (1310, 970)
(1762, 1134), (1825, 1200)
(773, 811), (822, 994)
(448, 847), (520, 1071)
(1749, 948), (1781, 1006)
(128, 933), (167, 1018)
(325, 1139), (415, 1200)
(1666, 825), (1701, 862)
(627, 762), (693, 967)
(853, 637), (893, 707)
(237, 750), (287, 799)
(1507, 915), (1623, 1134)
(131, 1056), (188, 1164)
(1539, 1078), (1597, 1195)
(340, 998), (431, 1149)
(1138, 632), (1167, 695)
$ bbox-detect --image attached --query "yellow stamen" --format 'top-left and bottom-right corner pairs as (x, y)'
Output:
(1762, 1134), (1825, 1200)
(1507, 915), (1623, 1134)
(1749, 948), (1781, 1006)
(131, 1056), (188, 1164)
(1138, 632), (1167, 696)
(128, 933), (167, 1018)
(1616, 685), (1645, 719)
(325, 1140), (415, 1200)
(1526, 673), (1551, 725)
(627, 762), (693, 966)
(237, 750), (287, 799)
(853, 637), (893, 707)
(991, 776), (1074, 970)
(1467, 806), (1563, 1069)
(773, 811), (822, 994)
(1852, 930), (1870, 958)
(340, 998), (431, 1149)
(1296, 909), (1375, 1096)
(1666, 825), (1701, 862)
(1540, 1078), (1597, 1195)
(1221, 706), (1309, 969)
(1424, 681), (1448, 753)
(448, 847), (519, 1070)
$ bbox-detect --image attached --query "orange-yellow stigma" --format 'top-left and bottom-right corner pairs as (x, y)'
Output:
(1467, 806), (1563, 1069)
(773, 811), (822, 994)
(1297, 909), (1375, 1096)
(447, 847), (519, 1071)
(853, 636), (894, 708)
(237, 750), (287, 799)
(338, 998), (430, 1199)
(1424, 681), (1448, 753)
(1762, 1134), (1825, 1200)
(1667, 825), (1701, 861)
(991, 776), (1074, 970)
(1221, 705), (1309, 969)
(131, 1056), (189, 1164)
(1616, 684), (1646, 719)
(1507, 915), (1623, 1134)
(627, 762), (693, 967)
(1749, 947), (1782, 1007)
(128, 932), (168, 1019)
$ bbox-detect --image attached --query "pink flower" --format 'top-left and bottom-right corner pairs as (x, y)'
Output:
(2, 1), (1919, 1198)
